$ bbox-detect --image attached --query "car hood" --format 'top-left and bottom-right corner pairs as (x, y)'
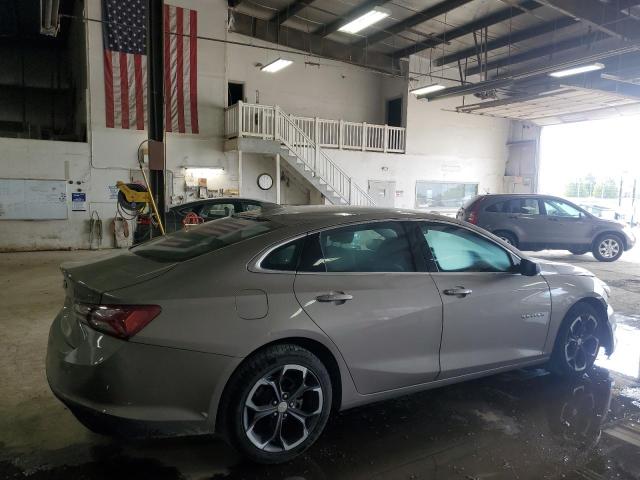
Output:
(530, 257), (595, 277)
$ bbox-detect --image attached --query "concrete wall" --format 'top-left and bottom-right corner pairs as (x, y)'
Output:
(0, 0), (512, 250)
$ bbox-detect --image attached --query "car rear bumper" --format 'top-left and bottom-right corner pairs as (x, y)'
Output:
(46, 312), (238, 436)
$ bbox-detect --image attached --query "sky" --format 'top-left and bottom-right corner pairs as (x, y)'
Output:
(539, 114), (640, 196)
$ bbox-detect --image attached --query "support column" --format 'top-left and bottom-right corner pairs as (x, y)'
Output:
(147, 0), (165, 229)
(238, 150), (243, 196)
(276, 153), (281, 204)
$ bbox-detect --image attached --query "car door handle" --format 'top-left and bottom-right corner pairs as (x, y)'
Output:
(316, 292), (353, 304)
(443, 287), (472, 297)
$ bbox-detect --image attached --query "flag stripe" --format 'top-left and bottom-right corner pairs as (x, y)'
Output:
(163, 4), (172, 132)
(112, 51), (122, 127)
(134, 55), (144, 130)
(119, 52), (130, 129)
(189, 9), (198, 134)
(175, 7), (185, 133)
(169, 6), (179, 132)
(104, 50), (115, 128)
(182, 9), (191, 131)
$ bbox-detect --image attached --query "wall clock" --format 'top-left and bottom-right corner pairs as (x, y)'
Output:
(257, 173), (274, 190)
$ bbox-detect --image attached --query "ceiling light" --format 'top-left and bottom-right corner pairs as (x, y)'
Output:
(410, 84), (446, 96)
(261, 58), (293, 73)
(338, 8), (390, 34)
(549, 63), (605, 78)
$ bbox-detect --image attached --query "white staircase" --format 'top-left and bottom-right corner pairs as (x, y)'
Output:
(274, 107), (374, 206)
(225, 103), (399, 206)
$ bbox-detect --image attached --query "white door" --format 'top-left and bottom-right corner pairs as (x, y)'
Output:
(368, 180), (396, 207)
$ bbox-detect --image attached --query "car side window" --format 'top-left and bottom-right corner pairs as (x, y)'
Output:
(314, 222), (415, 273)
(420, 223), (513, 273)
(242, 202), (262, 213)
(544, 200), (581, 218)
(261, 238), (304, 271)
(200, 203), (235, 220)
(520, 199), (540, 215)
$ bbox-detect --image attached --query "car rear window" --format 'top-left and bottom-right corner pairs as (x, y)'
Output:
(132, 214), (282, 262)
(461, 196), (481, 210)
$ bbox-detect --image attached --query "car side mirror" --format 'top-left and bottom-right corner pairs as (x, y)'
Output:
(519, 258), (540, 276)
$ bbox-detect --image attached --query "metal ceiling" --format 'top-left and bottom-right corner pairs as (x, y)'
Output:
(229, 0), (640, 122)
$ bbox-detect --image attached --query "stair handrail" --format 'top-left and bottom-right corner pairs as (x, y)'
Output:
(274, 106), (375, 206)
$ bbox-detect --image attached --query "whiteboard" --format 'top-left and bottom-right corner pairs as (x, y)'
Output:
(0, 179), (68, 220)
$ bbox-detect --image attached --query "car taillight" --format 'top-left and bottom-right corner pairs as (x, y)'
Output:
(75, 303), (161, 339)
(137, 216), (151, 225)
(467, 200), (483, 225)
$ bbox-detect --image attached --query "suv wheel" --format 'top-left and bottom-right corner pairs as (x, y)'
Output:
(221, 344), (332, 464)
(494, 231), (518, 247)
(550, 303), (603, 377)
(592, 234), (624, 262)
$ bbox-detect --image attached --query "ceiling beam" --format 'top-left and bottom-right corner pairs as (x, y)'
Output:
(418, 39), (640, 100)
(353, 0), (474, 48)
(465, 32), (604, 76)
(391, 0), (543, 59)
(315, 0), (390, 37)
(434, 16), (577, 66)
(228, 0), (244, 7)
(272, 0), (316, 26)
(535, 0), (640, 40)
(229, 10), (399, 74)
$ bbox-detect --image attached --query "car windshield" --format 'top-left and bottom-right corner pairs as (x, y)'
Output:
(132, 213), (281, 262)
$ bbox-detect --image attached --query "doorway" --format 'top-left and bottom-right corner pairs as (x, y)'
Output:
(386, 98), (402, 127)
(368, 180), (396, 207)
(228, 82), (244, 106)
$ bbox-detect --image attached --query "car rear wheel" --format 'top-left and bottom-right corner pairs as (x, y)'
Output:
(221, 344), (332, 464)
(592, 234), (624, 262)
(493, 231), (518, 248)
(550, 303), (603, 377)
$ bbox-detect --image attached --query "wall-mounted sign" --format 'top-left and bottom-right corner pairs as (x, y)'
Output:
(71, 192), (87, 211)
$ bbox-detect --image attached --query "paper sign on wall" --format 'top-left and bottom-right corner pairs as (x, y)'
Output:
(72, 192), (87, 211)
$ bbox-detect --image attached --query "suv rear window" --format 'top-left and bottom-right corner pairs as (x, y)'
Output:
(132, 214), (282, 262)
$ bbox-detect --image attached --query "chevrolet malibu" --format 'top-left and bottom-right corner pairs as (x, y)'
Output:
(46, 206), (616, 464)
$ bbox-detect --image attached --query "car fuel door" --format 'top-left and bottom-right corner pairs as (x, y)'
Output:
(293, 223), (443, 395)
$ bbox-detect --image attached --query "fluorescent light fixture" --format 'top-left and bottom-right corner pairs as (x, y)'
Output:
(261, 58), (293, 73)
(549, 63), (605, 78)
(338, 8), (390, 34)
(410, 84), (446, 96)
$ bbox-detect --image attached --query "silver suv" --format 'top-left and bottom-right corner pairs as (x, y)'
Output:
(457, 194), (636, 262)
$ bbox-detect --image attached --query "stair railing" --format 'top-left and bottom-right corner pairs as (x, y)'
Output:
(274, 106), (375, 206)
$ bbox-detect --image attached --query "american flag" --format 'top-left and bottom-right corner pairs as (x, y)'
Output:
(102, 0), (199, 133)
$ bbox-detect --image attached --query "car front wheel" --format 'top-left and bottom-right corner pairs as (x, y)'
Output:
(220, 344), (332, 464)
(592, 234), (624, 262)
(550, 303), (603, 377)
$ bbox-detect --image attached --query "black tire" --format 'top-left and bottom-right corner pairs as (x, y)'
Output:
(220, 344), (332, 464)
(494, 231), (518, 248)
(549, 303), (604, 377)
(592, 233), (624, 262)
(569, 248), (589, 255)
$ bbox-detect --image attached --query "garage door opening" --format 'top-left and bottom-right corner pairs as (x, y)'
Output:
(540, 115), (640, 226)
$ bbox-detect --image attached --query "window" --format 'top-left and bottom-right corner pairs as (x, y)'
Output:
(242, 202), (262, 212)
(421, 223), (513, 273)
(132, 215), (281, 262)
(261, 238), (304, 271)
(317, 222), (415, 273)
(544, 199), (582, 218)
(485, 198), (540, 215)
(200, 203), (235, 220)
(228, 82), (244, 106)
(415, 182), (478, 209)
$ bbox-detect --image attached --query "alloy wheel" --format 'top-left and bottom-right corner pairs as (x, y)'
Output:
(598, 238), (620, 259)
(564, 315), (600, 372)
(243, 364), (324, 452)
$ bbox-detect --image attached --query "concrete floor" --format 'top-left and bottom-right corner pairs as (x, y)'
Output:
(1, 249), (639, 480)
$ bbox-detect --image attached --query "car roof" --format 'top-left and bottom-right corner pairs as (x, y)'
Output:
(256, 205), (466, 229)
